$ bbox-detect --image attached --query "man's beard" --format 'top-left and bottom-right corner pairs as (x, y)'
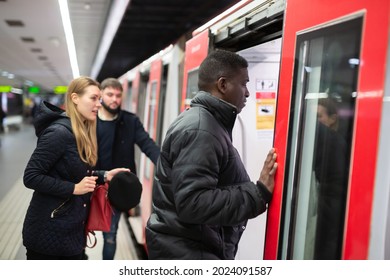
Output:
(101, 100), (120, 115)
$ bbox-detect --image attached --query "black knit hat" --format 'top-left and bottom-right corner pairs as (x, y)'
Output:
(108, 171), (142, 211)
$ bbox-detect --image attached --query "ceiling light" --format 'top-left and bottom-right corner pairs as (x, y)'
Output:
(30, 48), (42, 53)
(5, 19), (24, 27)
(84, 2), (91, 10)
(91, 0), (129, 78)
(58, 0), (80, 78)
(21, 37), (35, 43)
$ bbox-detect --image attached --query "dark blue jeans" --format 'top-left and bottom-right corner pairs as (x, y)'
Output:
(102, 208), (121, 260)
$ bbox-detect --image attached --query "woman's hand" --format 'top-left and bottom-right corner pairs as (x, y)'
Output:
(74, 176), (98, 195)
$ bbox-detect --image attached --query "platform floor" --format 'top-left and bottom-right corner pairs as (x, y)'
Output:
(0, 123), (139, 260)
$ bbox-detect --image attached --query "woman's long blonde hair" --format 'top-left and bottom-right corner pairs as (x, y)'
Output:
(65, 76), (99, 166)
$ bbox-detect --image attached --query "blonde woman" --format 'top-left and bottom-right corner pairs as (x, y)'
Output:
(23, 76), (129, 260)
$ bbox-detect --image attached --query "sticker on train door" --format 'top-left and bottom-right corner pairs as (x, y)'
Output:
(256, 91), (276, 139)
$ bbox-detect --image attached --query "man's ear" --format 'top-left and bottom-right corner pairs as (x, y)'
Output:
(71, 92), (79, 105)
(217, 76), (227, 94)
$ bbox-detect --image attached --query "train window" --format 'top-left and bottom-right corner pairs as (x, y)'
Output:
(281, 16), (362, 259)
(126, 81), (133, 112)
(184, 68), (199, 107)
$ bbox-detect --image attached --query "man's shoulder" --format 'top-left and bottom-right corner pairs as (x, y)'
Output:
(172, 108), (218, 133)
(117, 110), (146, 131)
(119, 110), (139, 121)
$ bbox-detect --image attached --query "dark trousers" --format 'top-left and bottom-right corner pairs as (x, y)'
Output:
(102, 208), (121, 260)
(26, 248), (84, 260)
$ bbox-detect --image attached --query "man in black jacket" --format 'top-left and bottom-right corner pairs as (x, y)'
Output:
(96, 78), (160, 260)
(146, 50), (278, 259)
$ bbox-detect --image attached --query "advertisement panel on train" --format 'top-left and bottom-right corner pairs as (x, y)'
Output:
(181, 30), (209, 111)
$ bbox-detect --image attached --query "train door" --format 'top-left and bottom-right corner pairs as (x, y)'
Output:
(264, 0), (390, 259)
(233, 39), (282, 259)
(138, 58), (162, 248)
(128, 68), (149, 245)
(160, 43), (185, 139)
(123, 69), (140, 113)
(133, 70), (149, 170)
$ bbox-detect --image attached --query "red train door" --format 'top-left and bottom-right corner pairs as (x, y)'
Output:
(180, 29), (209, 111)
(265, 0), (390, 259)
(139, 58), (162, 246)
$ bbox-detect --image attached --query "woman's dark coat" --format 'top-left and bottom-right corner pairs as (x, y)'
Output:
(23, 101), (90, 256)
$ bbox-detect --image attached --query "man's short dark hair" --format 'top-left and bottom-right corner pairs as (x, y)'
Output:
(100, 77), (123, 91)
(198, 49), (248, 91)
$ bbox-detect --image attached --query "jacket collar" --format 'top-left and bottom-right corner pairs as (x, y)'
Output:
(190, 91), (237, 132)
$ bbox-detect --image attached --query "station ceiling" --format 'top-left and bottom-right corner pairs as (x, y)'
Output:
(0, 0), (240, 92)
(97, 0), (242, 82)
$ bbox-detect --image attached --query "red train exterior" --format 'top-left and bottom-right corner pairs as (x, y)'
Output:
(120, 0), (390, 260)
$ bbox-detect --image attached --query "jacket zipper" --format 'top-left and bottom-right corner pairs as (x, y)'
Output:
(50, 198), (70, 218)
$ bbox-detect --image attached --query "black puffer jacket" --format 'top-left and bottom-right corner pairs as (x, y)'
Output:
(23, 101), (90, 256)
(146, 91), (271, 259)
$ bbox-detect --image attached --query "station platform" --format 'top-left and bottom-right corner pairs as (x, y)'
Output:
(0, 122), (140, 260)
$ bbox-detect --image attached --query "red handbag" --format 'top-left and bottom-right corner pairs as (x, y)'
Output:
(85, 183), (113, 248)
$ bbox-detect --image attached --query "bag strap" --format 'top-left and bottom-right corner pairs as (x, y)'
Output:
(85, 231), (97, 249)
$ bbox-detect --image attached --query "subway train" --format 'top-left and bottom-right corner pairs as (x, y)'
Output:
(117, 0), (390, 260)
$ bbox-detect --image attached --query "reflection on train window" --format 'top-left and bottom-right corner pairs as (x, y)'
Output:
(145, 81), (158, 179)
(186, 68), (199, 99)
(281, 16), (362, 259)
(184, 68), (199, 108)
